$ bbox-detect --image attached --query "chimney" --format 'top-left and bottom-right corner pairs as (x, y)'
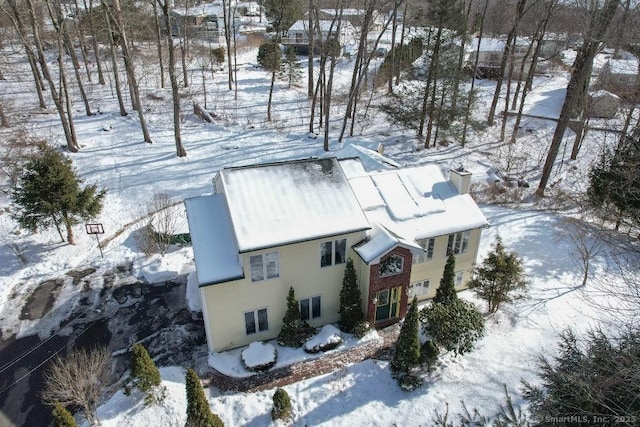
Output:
(449, 166), (472, 195)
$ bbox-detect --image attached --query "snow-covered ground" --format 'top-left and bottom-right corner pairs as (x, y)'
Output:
(0, 34), (635, 426)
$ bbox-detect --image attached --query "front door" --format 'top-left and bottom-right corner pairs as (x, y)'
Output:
(375, 286), (401, 323)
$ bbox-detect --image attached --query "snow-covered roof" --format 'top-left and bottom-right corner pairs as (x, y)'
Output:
(354, 224), (422, 263)
(219, 158), (370, 253)
(349, 163), (488, 261)
(184, 195), (244, 286)
(605, 58), (639, 75)
(334, 144), (400, 177)
(171, 2), (225, 17)
(288, 20), (353, 32)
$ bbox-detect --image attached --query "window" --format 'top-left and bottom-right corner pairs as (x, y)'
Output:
(379, 254), (404, 277)
(244, 308), (269, 334)
(249, 252), (279, 282)
(447, 231), (471, 255)
(455, 271), (464, 287)
(409, 280), (430, 298)
(299, 296), (321, 321)
(320, 238), (347, 267)
(413, 238), (435, 264)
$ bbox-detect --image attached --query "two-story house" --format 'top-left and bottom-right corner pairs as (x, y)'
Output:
(185, 157), (488, 352)
(281, 19), (357, 56)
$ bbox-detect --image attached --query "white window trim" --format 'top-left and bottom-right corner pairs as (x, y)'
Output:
(249, 251), (280, 282)
(299, 295), (322, 321)
(447, 231), (471, 255)
(409, 279), (431, 298)
(320, 238), (347, 268)
(244, 307), (269, 335)
(379, 254), (404, 277)
(413, 238), (435, 264)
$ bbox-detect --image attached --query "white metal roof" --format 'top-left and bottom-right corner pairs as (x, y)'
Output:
(184, 195), (244, 286)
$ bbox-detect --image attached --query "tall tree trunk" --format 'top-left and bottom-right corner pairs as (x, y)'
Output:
(307, 0), (315, 98)
(104, 5), (127, 116)
(487, 0), (527, 126)
(151, 0), (166, 88)
(72, 0), (93, 83)
(536, 0), (621, 197)
(63, 214), (76, 245)
(0, 101), (9, 127)
(267, 69), (276, 121)
(424, 26), (443, 148)
(222, 0), (234, 90)
(387, 4), (398, 94)
(105, 0), (153, 144)
(2, 0), (48, 108)
(86, 0), (105, 85)
(461, 0), (488, 146)
(159, 0), (187, 157)
(395, 0), (409, 86)
(49, 1), (93, 116)
(181, 0), (189, 88)
(23, 0), (79, 152)
(418, 28), (434, 138)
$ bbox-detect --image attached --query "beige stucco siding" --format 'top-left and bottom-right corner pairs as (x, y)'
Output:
(201, 231), (365, 352)
(409, 228), (483, 300)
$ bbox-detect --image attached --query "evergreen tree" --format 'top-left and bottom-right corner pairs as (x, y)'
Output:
(281, 47), (302, 88)
(338, 258), (364, 333)
(11, 145), (106, 245)
(278, 287), (313, 347)
(271, 388), (292, 421)
(468, 236), (528, 313)
(185, 368), (224, 427)
(421, 298), (484, 356)
(126, 343), (165, 405)
(434, 254), (458, 305)
(523, 327), (640, 421)
(587, 129), (640, 229)
(390, 297), (421, 378)
(52, 403), (78, 427)
(257, 42), (282, 72)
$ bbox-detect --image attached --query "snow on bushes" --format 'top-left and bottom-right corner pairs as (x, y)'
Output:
(303, 325), (343, 354)
(241, 342), (277, 372)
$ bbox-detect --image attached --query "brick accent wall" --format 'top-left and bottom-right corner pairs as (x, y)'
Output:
(366, 247), (413, 328)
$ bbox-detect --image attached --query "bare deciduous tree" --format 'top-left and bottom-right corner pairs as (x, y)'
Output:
(41, 346), (114, 426)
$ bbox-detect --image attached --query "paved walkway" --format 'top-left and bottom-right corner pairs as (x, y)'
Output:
(206, 325), (401, 393)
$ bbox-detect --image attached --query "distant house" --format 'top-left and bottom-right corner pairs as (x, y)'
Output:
(185, 156), (489, 353)
(465, 36), (554, 79)
(597, 58), (639, 99)
(281, 19), (357, 55)
(587, 90), (621, 119)
(318, 9), (385, 31)
(168, 2), (239, 43)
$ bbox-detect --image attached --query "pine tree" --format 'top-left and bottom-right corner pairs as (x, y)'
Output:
(390, 297), (421, 378)
(281, 47), (302, 88)
(52, 403), (77, 427)
(468, 236), (528, 313)
(271, 388), (292, 421)
(185, 368), (224, 427)
(587, 129), (640, 229)
(11, 144), (106, 245)
(127, 343), (165, 405)
(338, 258), (364, 333)
(434, 254), (458, 305)
(278, 287), (312, 347)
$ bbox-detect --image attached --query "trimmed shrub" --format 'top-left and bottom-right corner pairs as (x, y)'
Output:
(338, 258), (364, 333)
(420, 298), (484, 356)
(352, 320), (372, 338)
(271, 388), (292, 421)
(391, 297), (421, 378)
(125, 343), (165, 405)
(241, 342), (277, 372)
(278, 287), (315, 347)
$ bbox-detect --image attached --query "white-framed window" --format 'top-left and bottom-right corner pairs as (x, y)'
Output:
(447, 231), (471, 255)
(244, 308), (269, 335)
(249, 251), (279, 282)
(320, 238), (347, 267)
(455, 271), (464, 287)
(413, 238), (435, 264)
(409, 279), (431, 298)
(380, 254), (404, 277)
(299, 296), (321, 321)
